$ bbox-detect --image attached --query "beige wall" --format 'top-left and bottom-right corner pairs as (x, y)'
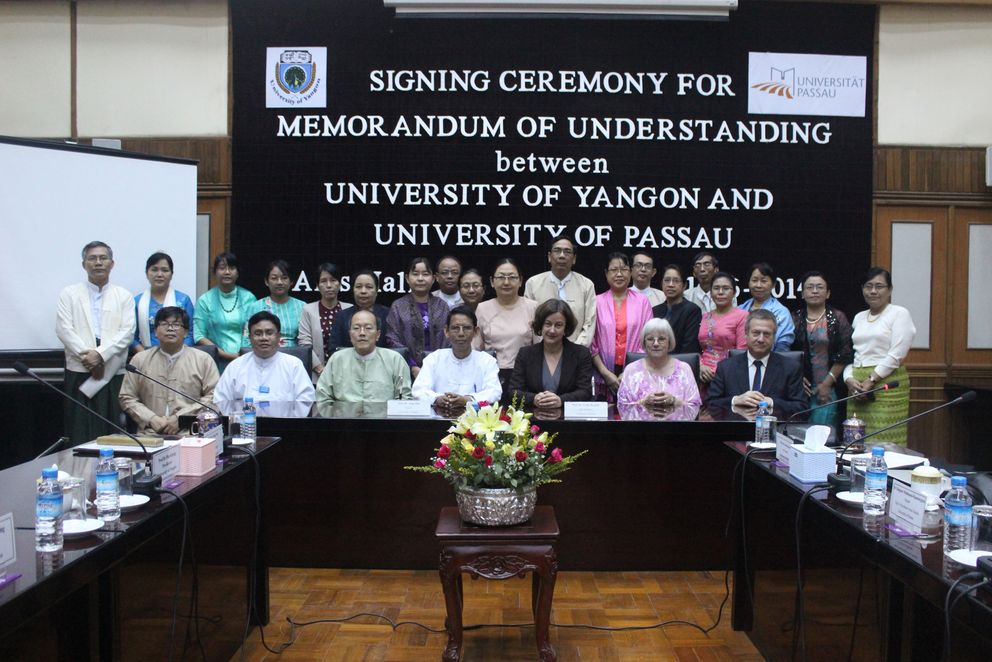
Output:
(0, 1), (71, 136)
(878, 5), (992, 146)
(0, 0), (227, 138)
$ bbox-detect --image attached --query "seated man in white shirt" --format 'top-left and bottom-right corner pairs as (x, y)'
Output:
(214, 311), (315, 411)
(120, 306), (219, 434)
(412, 306), (501, 414)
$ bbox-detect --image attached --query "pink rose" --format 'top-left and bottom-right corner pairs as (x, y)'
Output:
(549, 448), (563, 464)
(434, 459), (446, 469)
(531, 425), (540, 434)
(484, 455), (494, 467)
(515, 450), (528, 462)
(534, 442), (545, 453)
(437, 445), (451, 459)
(472, 446), (486, 459)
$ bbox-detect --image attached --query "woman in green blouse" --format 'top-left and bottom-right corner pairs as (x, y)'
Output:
(194, 252), (257, 365)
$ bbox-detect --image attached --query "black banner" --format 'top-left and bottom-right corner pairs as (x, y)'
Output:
(231, 0), (874, 315)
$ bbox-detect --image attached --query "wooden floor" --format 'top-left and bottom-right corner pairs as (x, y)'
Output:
(234, 568), (763, 661)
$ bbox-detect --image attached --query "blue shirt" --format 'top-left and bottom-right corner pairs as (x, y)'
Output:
(133, 290), (195, 348)
(739, 297), (795, 352)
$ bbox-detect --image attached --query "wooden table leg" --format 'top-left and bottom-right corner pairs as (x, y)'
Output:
(439, 550), (463, 662)
(533, 547), (558, 662)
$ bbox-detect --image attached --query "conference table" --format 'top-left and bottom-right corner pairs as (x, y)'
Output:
(0, 437), (279, 661)
(210, 400), (755, 571)
(728, 441), (992, 661)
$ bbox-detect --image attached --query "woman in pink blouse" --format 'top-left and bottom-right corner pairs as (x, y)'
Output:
(618, 318), (701, 410)
(698, 272), (748, 387)
(590, 252), (653, 395)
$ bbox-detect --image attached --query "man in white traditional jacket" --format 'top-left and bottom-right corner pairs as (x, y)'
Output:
(120, 307), (219, 434)
(214, 311), (315, 411)
(55, 241), (136, 443)
(412, 306), (501, 412)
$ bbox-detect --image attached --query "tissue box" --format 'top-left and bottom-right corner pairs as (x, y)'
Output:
(788, 444), (836, 483)
(177, 437), (217, 477)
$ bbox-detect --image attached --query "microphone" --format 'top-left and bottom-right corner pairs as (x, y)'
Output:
(14, 361), (162, 496)
(827, 390), (977, 489)
(125, 363), (224, 423)
(786, 381), (900, 422)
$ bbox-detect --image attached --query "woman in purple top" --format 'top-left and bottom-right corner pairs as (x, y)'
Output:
(618, 318), (701, 409)
(385, 257), (449, 379)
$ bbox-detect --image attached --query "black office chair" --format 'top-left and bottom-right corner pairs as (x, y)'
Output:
(625, 351), (700, 382)
(238, 344), (312, 375)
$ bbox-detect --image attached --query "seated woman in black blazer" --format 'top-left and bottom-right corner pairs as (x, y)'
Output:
(508, 299), (593, 408)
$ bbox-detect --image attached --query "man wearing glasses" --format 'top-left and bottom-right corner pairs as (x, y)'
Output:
(524, 236), (597, 346)
(120, 307), (219, 434)
(214, 311), (315, 406)
(56, 241), (136, 443)
(432, 255), (464, 309)
(685, 251), (737, 313)
(629, 251), (664, 307)
(316, 309), (411, 403)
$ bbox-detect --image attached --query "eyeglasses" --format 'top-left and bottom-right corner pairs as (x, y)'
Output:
(607, 267), (631, 275)
(632, 262), (653, 270)
(460, 282), (483, 290)
(862, 283), (889, 292)
(804, 284), (827, 292)
(493, 274), (520, 282)
(85, 255), (111, 263)
(550, 247), (574, 256)
(662, 277), (683, 285)
(156, 321), (184, 330)
(711, 285), (734, 293)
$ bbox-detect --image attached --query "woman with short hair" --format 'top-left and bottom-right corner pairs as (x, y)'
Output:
(738, 262), (795, 351)
(651, 264), (701, 354)
(618, 318), (701, 409)
(328, 270), (390, 350)
(508, 299), (593, 408)
(590, 252), (653, 395)
(385, 257), (450, 379)
(134, 251), (195, 352)
(194, 252), (258, 365)
(473, 258), (539, 389)
(698, 272), (748, 386)
(298, 262), (353, 381)
(458, 268), (486, 311)
(843, 267), (916, 445)
(790, 271), (853, 428)
(241, 259), (306, 348)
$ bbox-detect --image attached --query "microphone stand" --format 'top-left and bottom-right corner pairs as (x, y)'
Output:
(15, 361), (163, 495)
(826, 391), (977, 489)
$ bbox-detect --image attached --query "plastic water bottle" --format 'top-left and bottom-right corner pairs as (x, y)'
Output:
(35, 467), (63, 552)
(754, 401), (771, 445)
(95, 448), (121, 522)
(241, 397), (257, 441)
(943, 476), (973, 556)
(863, 446), (888, 516)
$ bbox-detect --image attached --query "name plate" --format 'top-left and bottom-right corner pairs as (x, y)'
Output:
(150, 442), (181, 483)
(564, 401), (609, 419)
(387, 399), (433, 417)
(203, 424), (225, 457)
(0, 512), (14, 569)
(889, 480), (928, 535)
(776, 432), (794, 466)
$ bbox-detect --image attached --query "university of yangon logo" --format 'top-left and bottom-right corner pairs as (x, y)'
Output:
(276, 49), (317, 95)
(751, 67), (795, 99)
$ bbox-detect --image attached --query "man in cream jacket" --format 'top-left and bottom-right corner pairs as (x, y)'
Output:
(56, 241), (136, 443)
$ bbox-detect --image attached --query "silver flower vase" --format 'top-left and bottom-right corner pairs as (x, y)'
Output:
(455, 485), (537, 526)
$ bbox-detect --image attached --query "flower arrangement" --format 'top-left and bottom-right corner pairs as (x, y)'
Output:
(406, 401), (586, 490)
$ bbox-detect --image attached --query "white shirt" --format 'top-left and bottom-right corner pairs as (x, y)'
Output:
(411, 349), (502, 403)
(432, 290), (463, 308)
(548, 272), (572, 301)
(631, 285), (664, 307)
(731, 352), (771, 409)
(87, 280), (106, 337)
(843, 304), (916, 381)
(214, 351), (315, 406)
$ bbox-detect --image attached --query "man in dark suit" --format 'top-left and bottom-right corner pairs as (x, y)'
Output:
(706, 309), (805, 417)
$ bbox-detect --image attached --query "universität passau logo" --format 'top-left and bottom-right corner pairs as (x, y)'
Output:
(751, 67), (795, 99)
(266, 47), (327, 108)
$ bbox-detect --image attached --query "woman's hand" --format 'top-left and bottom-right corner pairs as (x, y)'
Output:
(605, 372), (621, 391)
(802, 377), (813, 398)
(641, 392), (678, 409)
(699, 364), (715, 383)
(815, 381), (832, 405)
(534, 391), (562, 409)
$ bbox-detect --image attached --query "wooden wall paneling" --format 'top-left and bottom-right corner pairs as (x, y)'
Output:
(906, 372), (951, 460)
(950, 206), (992, 367)
(874, 147), (990, 197)
(114, 137), (231, 187)
(197, 194), (230, 272)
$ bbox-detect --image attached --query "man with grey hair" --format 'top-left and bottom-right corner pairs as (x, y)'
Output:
(706, 308), (804, 416)
(56, 241), (136, 442)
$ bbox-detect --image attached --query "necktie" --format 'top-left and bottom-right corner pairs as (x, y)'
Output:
(752, 359), (763, 391)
